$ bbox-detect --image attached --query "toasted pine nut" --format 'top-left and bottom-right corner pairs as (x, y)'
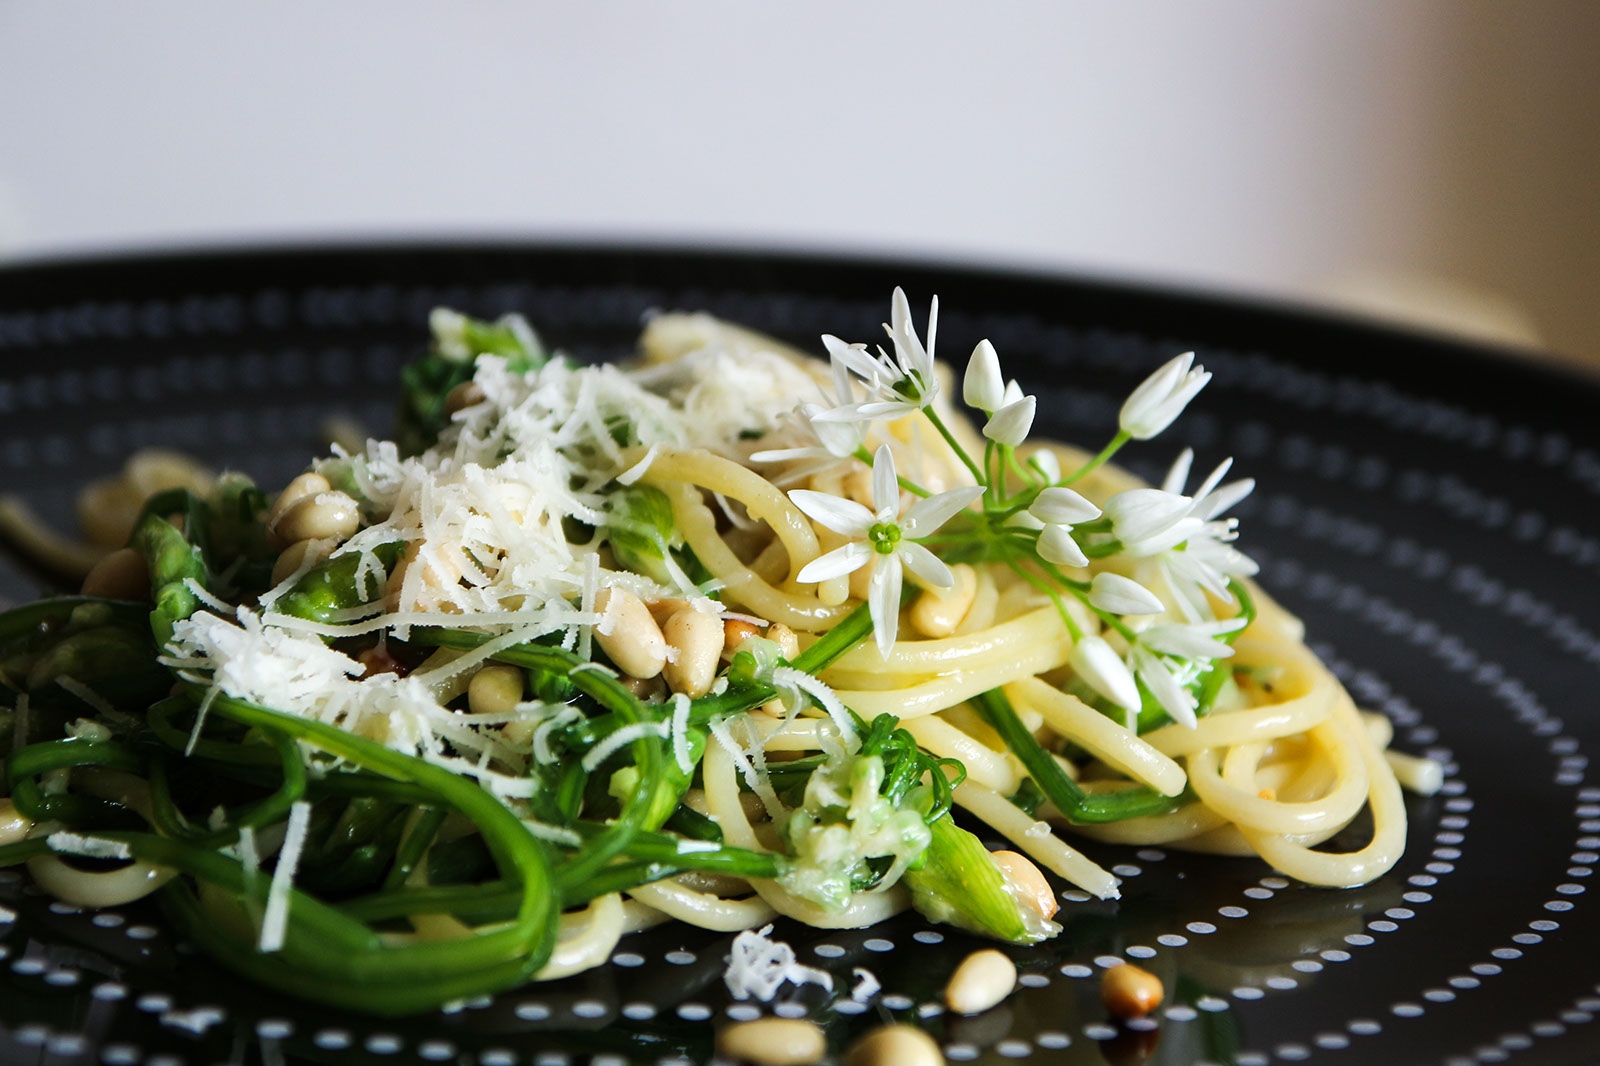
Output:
(722, 618), (761, 658)
(0, 798), (32, 847)
(662, 606), (724, 698)
(910, 563), (978, 638)
(594, 586), (667, 679)
(992, 850), (1059, 920)
(443, 380), (486, 414)
(272, 491), (360, 547)
(270, 537), (334, 587)
(766, 623), (799, 661)
(384, 540), (464, 612)
(469, 663), (525, 717)
(1100, 963), (1164, 1018)
(716, 1017), (826, 1066)
(646, 597), (689, 627)
(944, 948), (1017, 1015)
(621, 675), (666, 702)
(266, 473), (331, 530)
(80, 547), (149, 600)
(843, 1023), (943, 1066)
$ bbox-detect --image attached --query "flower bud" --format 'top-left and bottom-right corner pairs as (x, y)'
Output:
(983, 395), (1036, 448)
(963, 339), (1005, 412)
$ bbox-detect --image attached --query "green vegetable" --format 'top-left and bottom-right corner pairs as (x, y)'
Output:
(904, 815), (1046, 943)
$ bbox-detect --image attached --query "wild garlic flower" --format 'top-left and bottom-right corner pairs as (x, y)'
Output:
(1137, 615), (1247, 661)
(790, 445), (983, 656)
(1129, 646), (1204, 729)
(1128, 616), (1248, 728)
(1120, 352), (1211, 440)
(983, 394), (1037, 447)
(1152, 449), (1259, 621)
(750, 356), (866, 468)
(963, 340), (1005, 412)
(1103, 488), (1202, 556)
(1029, 487), (1100, 527)
(1087, 572), (1165, 616)
(815, 289), (940, 423)
(1068, 634), (1141, 723)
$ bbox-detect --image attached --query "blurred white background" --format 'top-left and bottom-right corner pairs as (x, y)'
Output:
(2, 2), (1597, 365)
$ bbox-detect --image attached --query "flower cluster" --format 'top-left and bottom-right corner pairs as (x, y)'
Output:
(755, 289), (1259, 733)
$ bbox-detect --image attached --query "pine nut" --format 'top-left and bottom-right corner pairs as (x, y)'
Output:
(266, 473), (331, 530)
(910, 563), (978, 638)
(621, 675), (666, 701)
(80, 547), (149, 600)
(717, 1017), (826, 1066)
(469, 663), (525, 717)
(722, 618), (761, 658)
(646, 597), (690, 627)
(944, 948), (1017, 1014)
(843, 1024), (944, 1066)
(1100, 963), (1164, 1018)
(0, 798), (32, 847)
(594, 586), (667, 679)
(272, 491), (360, 547)
(766, 623), (799, 661)
(992, 850), (1059, 919)
(662, 606), (724, 698)
(443, 380), (486, 414)
(270, 537), (334, 587)
(385, 540), (464, 612)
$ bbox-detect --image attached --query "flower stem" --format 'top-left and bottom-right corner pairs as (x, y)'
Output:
(924, 408), (986, 486)
(1061, 430), (1130, 486)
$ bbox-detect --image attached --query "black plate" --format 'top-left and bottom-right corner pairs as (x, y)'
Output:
(2, 244), (1599, 1066)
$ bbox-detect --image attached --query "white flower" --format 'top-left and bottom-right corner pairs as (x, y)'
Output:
(963, 340), (1004, 411)
(790, 445), (982, 656)
(1028, 487), (1100, 527)
(814, 289), (940, 423)
(1130, 646), (1202, 729)
(1152, 449), (1259, 621)
(1026, 450), (1062, 483)
(1036, 523), (1088, 567)
(1069, 634), (1141, 725)
(1138, 616), (1247, 660)
(1103, 488), (1202, 556)
(1120, 352), (1211, 440)
(983, 394), (1036, 447)
(1087, 573), (1165, 616)
(750, 355), (867, 467)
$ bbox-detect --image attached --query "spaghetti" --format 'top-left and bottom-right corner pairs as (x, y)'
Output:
(0, 290), (1436, 1013)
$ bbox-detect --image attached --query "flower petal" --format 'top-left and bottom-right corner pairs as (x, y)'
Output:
(1133, 647), (1197, 729)
(1069, 634), (1141, 715)
(1037, 523), (1089, 567)
(897, 542), (954, 589)
(1161, 448), (1195, 495)
(788, 489), (875, 536)
(1088, 572), (1165, 616)
(900, 485), (984, 538)
(1029, 486), (1101, 527)
(868, 555), (903, 657)
(869, 444), (899, 518)
(963, 339), (1005, 411)
(1027, 449), (1062, 483)
(1196, 477), (1254, 521)
(983, 395), (1036, 448)
(796, 542), (872, 584)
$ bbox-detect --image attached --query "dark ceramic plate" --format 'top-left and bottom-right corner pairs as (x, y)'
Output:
(2, 245), (1598, 1066)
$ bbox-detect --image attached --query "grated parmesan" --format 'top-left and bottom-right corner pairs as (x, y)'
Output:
(259, 801), (310, 953)
(723, 924), (834, 1001)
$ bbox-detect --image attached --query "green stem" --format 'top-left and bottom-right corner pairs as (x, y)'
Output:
(924, 408), (986, 485)
(1062, 430), (1130, 487)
